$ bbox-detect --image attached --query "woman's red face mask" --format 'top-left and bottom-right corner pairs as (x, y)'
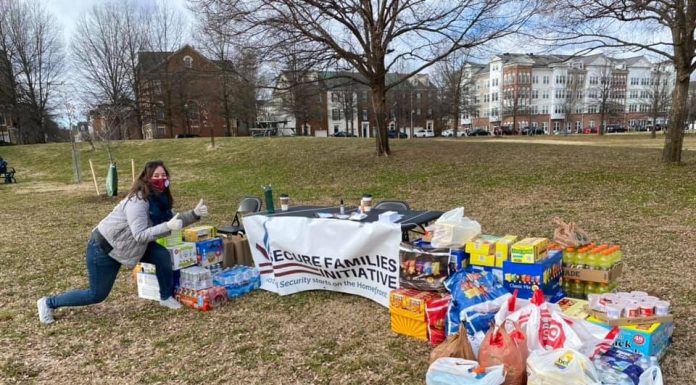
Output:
(150, 177), (169, 191)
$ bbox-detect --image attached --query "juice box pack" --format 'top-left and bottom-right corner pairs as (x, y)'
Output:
(511, 237), (549, 264)
(166, 242), (197, 270)
(196, 237), (224, 267)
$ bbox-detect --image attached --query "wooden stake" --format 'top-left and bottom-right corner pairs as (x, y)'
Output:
(89, 159), (100, 196)
(131, 159), (135, 184)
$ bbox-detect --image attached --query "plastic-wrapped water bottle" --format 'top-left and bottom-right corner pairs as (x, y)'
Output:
(638, 357), (650, 371)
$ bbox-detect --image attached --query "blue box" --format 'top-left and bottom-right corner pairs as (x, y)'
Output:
(588, 319), (673, 359)
(196, 238), (224, 267)
(502, 249), (563, 299)
(468, 264), (503, 283)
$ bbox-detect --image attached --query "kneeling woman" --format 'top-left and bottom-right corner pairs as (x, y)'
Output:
(37, 160), (208, 323)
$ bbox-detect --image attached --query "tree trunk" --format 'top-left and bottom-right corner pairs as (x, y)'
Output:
(371, 82), (390, 156)
(662, 75), (689, 163)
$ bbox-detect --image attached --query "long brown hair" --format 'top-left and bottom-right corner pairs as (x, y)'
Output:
(127, 160), (174, 204)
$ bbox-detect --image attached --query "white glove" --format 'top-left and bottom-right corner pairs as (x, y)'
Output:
(166, 213), (182, 231)
(193, 199), (208, 217)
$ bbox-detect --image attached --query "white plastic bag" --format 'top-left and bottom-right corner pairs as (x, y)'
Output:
(638, 366), (664, 385)
(430, 207), (481, 248)
(426, 358), (505, 385)
(527, 348), (601, 385)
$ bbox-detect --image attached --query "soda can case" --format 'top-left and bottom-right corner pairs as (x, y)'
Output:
(175, 286), (228, 311)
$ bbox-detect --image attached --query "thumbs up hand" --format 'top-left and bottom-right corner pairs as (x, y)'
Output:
(193, 199), (208, 217)
(166, 213), (183, 231)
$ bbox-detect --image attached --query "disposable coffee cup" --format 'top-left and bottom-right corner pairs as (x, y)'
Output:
(361, 193), (373, 212)
(280, 194), (289, 211)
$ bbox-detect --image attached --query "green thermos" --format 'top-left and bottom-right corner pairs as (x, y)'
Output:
(264, 184), (275, 213)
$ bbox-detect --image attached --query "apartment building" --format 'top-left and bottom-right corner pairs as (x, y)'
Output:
(461, 53), (674, 133)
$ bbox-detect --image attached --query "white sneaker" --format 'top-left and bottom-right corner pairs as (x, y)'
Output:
(37, 297), (54, 324)
(159, 296), (182, 309)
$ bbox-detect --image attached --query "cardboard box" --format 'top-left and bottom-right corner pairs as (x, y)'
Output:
(503, 249), (563, 299)
(465, 236), (498, 256)
(389, 289), (443, 341)
(468, 265), (503, 283)
(587, 308), (674, 326)
(470, 252), (496, 267)
(156, 229), (182, 247)
(183, 225), (217, 243)
(222, 234), (254, 268)
(196, 237), (224, 267)
(136, 272), (160, 301)
(175, 286), (228, 311)
(587, 318), (673, 359)
(511, 237), (549, 264)
(495, 235), (519, 268)
(167, 242), (197, 270)
(563, 263), (623, 283)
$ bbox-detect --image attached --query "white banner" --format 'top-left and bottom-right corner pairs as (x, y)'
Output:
(243, 215), (402, 307)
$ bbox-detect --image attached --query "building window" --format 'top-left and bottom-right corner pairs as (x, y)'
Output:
(186, 101), (200, 126)
(416, 92), (422, 100)
(362, 109), (368, 120)
(331, 92), (338, 103)
(183, 56), (193, 68)
(588, 105), (598, 113)
(589, 120), (595, 128)
(416, 108), (421, 116)
(332, 108), (340, 121)
(153, 80), (162, 96)
(542, 91), (549, 99)
(362, 91), (367, 101)
(155, 103), (165, 120)
(543, 75), (549, 84)
(0, 114), (5, 126)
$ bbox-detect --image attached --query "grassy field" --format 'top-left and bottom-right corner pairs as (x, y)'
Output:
(0, 135), (695, 384)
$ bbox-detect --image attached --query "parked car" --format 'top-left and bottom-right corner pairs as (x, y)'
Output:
(467, 128), (491, 136)
(333, 131), (357, 137)
(441, 128), (466, 137)
(388, 129), (408, 138)
(522, 127), (545, 135)
(606, 125), (627, 133)
(175, 133), (200, 138)
(413, 128), (435, 138)
(582, 127), (598, 134)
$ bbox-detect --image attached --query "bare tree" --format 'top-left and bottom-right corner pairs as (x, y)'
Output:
(563, 68), (585, 134)
(191, 0), (539, 156)
(432, 50), (473, 137)
(644, 63), (673, 139)
(587, 59), (624, 135)
(550, 0), (696, 163)
(335, 86), (358, 134)
(0, 0), (64, 144)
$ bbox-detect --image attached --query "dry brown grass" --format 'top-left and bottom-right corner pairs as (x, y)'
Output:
(0, 135), (694, 384)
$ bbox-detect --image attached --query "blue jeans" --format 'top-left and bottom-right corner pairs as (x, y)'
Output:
(47, 239), (174, 309)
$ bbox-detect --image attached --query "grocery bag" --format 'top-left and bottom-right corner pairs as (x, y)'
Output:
(430, 326), (476, 364)
(496, 290), (618, 358)
(527, 348), (601, 385)
(426, 358), (505, 385)
(429, 207), (481, 248)
(552, 217), (590, 248)
(478, 321), (527, 385)
(638, 366), (664, 385)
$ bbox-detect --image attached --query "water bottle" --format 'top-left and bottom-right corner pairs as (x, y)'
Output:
(263, 184), (275, 213)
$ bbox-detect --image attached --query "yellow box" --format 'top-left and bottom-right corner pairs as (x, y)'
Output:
(470, 252), (496, 267)
(511, 237), (549, 264)
(183, 225), (217, 243)
(495, 235), (518, 268)
(465, 238), (497, 255)
(389, 288), (439, 315)
(390, 306), (428, 341)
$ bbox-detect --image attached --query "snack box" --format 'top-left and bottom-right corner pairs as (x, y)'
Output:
(183, 225), (217, 243)
(469, 252), (496, 267)
(587, 317), (673, 359)
(156, 229), (182, 247)
(196, 237), (224, 267)
(166, 242), (197, 270)
(511, 237), (549, 264)
(468, 265), (503, 283)
(555, 297), (590, 320)
(495, 235), (519, 268)
(175, 286), (228, 311)
(389, 289), (443, 341)
(503, 249), (563, 299)
(563, 262), (623, 284)
(465, 235), (500, 256)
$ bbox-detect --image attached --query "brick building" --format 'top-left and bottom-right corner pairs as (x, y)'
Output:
(266, 71), (440, 137)
(461, 53), (675, 133)
(137, 45), (237, 139)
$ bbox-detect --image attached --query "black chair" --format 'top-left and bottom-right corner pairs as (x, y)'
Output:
(218, 196), (262, 236)
(1, 167), (15, 184)
(374, 200), (410, 211)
